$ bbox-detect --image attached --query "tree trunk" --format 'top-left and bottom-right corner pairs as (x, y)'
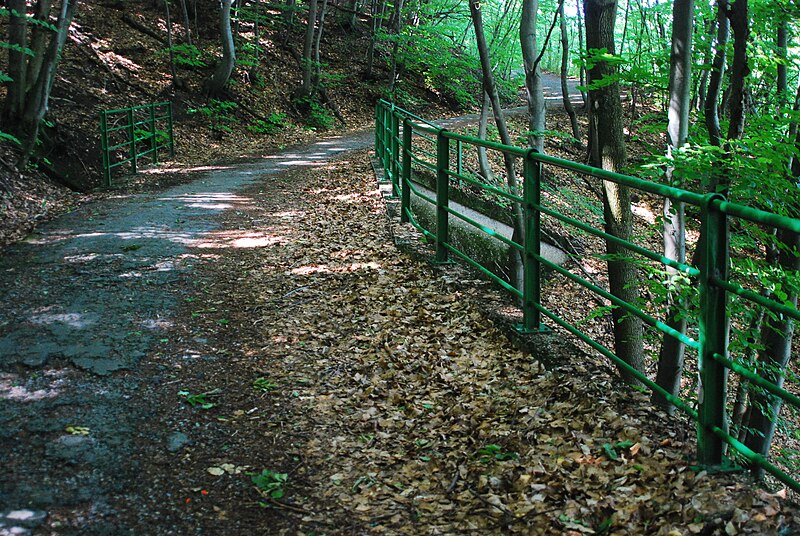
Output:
(724, 0), (749, 144)
(575, 0), (587, 107)
(584, 0), (645, 384)
(312, 0), (329, 87)
(17, 0), (78, 168)
(178, 0), (193, 45)
(559, 0), (580, 140)
(469, 0), (525, 292)
(477, 91), (495, 182)
(24, 0), (54, 96)
(3, 0), (28, 126)
(165, 0), (178, 86)
(652, 0), (693, 414)
(300, 0), (319, 96)
(388, 0), (405, 92)
(521, 0), (545, 153)
(203, 0), (236, 97)
(704, 0), (729, 148)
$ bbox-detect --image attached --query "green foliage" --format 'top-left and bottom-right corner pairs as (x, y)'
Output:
(161, 43), (206, 68)
(252, 377), (278, 392)
(177, 389), (221, 409)
(0, 130), (21, 146)
(247, 113), (290, 135)
(476, 444), (518, 463)
(249, 469), (288, 500)
(188, 99), (239, 134)
(295, 97), (334, 130)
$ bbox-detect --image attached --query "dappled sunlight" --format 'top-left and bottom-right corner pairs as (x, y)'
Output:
(29, 311), (95, 329)
(159, 192), (257, 211)
(140, 165), (234, 174)
(291, 261), (382, 275)
(191, 229), (289, 249)
(632, 202), (657, 224)
(0, 379), (61, 402)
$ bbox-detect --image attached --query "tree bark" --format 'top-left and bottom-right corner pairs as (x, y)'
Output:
(477, 91), (495, 182)
(521, 0), (545, 153)
(178, 0), (193, 45)
(388, 0), (405, 91)
(469, 0), (525, 292)
(312, 0), (329, 88)
(203, 0), (236, 97)
(3, 0), (28, 126)
(584, 0), (645, 385)
(559, 0), (580, 140)
(724, 0), (749, 143)
(704, 0), (729, 148)
(300, 0), (319, 96)
(17, 0), (78, 168)
(653, 0), (693, 414)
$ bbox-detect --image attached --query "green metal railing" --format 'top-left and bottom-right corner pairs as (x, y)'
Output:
(100, 102), (175, 186)
(375, 99), (800, 490)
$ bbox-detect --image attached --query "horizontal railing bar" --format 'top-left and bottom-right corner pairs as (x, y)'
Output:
(537, 203), (700, 277)
(712, 353), (800, 410)
(541, 252), (701, 349)
(443, 241), (522, 298)
(445, 203), (522, 252)
(711, 276), (800, 322)
(446, 169), (524, 203)
(718, 199), (800, 234)
(443, 130), (529, 158)
(535, 302), (700, 419)
(406, 178), (437, 206)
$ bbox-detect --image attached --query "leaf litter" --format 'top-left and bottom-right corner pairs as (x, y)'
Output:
(123, 149), (799, 535)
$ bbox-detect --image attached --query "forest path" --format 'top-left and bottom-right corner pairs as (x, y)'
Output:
(2, 78), (787, 535)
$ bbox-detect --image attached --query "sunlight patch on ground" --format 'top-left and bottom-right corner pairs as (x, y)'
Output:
(191, 230), (289, 249)
(291, 261), (381, 275)
(140, 165), (233, 174)
(632, 203), (657, 224)
(29, 312), (95, 329)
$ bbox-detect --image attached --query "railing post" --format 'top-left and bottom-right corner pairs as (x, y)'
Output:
(456, 139), (463, 177)
(127, 108), (137, 174)
(435, 130), (450, 263)
(375, 103), (381, 159)
(149, 104), (158, 164)
(522, 150), (544, 332)
(167, 102), (175, 157)
(401, 118), (412, 223)
(390, 110), (400, 197)
(100, 110), (111, 187)
(382, 106), (391, 171)
(697, 193), (730, 466)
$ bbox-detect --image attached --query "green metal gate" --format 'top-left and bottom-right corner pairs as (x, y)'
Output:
(100, 102), (175, 186)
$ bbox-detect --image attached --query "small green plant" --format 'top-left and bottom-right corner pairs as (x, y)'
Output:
(188, 99), (239, 134)
(476, 444), (518, 463)
(178, 388), (221, 409)
(601, 440), (636, 461)
(249, 469), (288, 499)
(247, 112), (290, 134)
(161, 43), (206, 68)
(252, 377), (278, 392)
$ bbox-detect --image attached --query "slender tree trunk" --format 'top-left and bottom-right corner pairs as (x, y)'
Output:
(521, 0), (545, 153)
(477, 92), (495, 182)
(653, 0), (693, 414)
(559, 0), (580, 140)
(575, 0), (587, 107)
(3, 0), (28, 126)
(300, 0), (319, 96)
(312, 0), (329, 87)
(704, 0), (729, 148)
(178, 0), (193, 45)
(469, 0), (525, 292)
(584, 0), (645, 384)
(165, 0), (178, 86)
(24, 0), (53, 96)
(203, 0), (236, 96)
(17, 0), (78, 168)
(388, 0), (405, 91)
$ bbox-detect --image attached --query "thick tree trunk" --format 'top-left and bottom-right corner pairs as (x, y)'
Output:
(521, 0), (545, 153)
(203, 0), (236, 97)
(469, 0), (525, 292)
(559, 0), (580, 140)
(725, 0), (749, 144)
(584, 0), (645, 384)
(24, 0), (53, 95)
(653, 0), (693, 414)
